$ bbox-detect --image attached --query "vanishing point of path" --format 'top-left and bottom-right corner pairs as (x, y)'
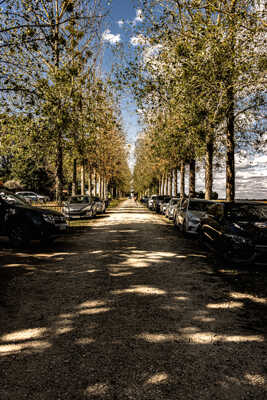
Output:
(0, 199), (266, 400)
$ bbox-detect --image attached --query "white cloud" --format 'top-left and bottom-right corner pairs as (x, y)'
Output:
(133, 9), (143, 24)
(102, 29), (121, 45)
(130, 34), (147, 46)
(117, 20), (124, 27)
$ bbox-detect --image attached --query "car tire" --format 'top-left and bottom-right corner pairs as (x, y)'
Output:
(8, 222), (31, 248)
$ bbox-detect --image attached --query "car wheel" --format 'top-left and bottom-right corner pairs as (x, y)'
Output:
(9, 223), (31, 248)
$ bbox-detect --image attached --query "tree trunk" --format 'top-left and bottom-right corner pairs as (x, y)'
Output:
(169, 170), (173, 196)
(205, 134), (214, 200)
(88, 167), (92, 195)
(55, 133), (63, 203)
(174, 168), (178, 196)
(226, 86), (235, 201)
(94, 170), (97, 196)
(180, 161), (185, 198)
(72, 158), (77, 196)
(80, 159), (85, 195)
(189, 160), (196, 198)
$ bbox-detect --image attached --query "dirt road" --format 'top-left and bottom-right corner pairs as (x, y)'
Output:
(0, 199), (266, 399)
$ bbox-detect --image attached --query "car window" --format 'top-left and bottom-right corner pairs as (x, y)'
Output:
(70, 196), (91, 204)
(188, 201), (212, 211)
(0, 191), (27, 205)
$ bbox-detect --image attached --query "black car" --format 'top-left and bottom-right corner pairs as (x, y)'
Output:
(199, 201), (267, 265)
(62, 195), (97, 220)
(0, 189), (67, 247)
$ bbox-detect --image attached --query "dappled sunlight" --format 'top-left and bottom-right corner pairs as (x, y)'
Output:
(3, 263), (37, 271)
(75, 337), (95, 345)
(230, 292), (267, 304)
(182, 332), (264, 344)
(174, 296), (189, 301)
(145, 372), (169, 385)
(78, 307), (110, 315)
(0, 327), (50, 357)
(112, 285), (166, 296)
(0, 340), (51, 355)
(207, 301), (244, 309)
(1, 327), (47, 342)
(84, 383), (109, 397)
(244, 373), (265, 386)
(76, 300), (110, 315)
(136, 333), (179, 343)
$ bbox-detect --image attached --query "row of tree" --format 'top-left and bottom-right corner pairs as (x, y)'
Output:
(0, 0), (131, 201)
(124, 0), (266, 200)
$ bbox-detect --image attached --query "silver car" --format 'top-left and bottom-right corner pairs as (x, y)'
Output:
(92, 196), (106, 214)
(16, 191), (49, 203)
(62, 195), (97, 220)
(175, 198), (214, 234)
(166, 197), (180, 219)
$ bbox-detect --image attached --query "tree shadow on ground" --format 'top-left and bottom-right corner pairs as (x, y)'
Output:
(0, 216), (266, 400)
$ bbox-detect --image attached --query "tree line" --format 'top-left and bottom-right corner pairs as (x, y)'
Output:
(121, 0), (266, 200)
(0, 0), (131, 201)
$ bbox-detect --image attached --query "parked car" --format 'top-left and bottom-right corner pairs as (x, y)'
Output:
(148, 195), (158, 210)
(199, 201), (267, 265)
(92, 196), (106, 214)
(140, 196), (149, 205)
(159, 197), (171, 215)
(154, 195), (170, 213)
(175, 198), (214, 234)
(16, 191), (49, 204)
(62, 195), (97, 220)
(0, 189), (67, 247)
(165, 197), (180, 219)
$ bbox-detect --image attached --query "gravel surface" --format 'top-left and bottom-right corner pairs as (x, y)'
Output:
(0, 199), (266, 400)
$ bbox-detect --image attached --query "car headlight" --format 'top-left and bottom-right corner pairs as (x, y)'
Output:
(42, 214), (55, 223)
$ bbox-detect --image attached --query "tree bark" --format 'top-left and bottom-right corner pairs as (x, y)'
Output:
(205, 134), (214, 200)
(226, 86), (235, 201)
(180, 161), (185, 198)
(189, 160), (196, 198)
(80, 159), (85, 195)
(174, 168), (178, 196)
(72, 158), (77, 196)
(55, 132), (63, 203)
(169, 170), (173, 196)
(88, 166), (92, 195)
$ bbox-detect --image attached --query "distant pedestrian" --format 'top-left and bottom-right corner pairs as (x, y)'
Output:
(133, 194), (137, 204)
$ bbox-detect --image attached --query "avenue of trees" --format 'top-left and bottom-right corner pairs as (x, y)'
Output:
(126, 0), (266, 200)
(0, 0), (131, 201)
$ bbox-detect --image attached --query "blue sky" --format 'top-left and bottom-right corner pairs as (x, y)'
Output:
(101, 1), (267, 199)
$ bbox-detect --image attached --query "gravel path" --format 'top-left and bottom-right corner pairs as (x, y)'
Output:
(0, 199), (266, 400)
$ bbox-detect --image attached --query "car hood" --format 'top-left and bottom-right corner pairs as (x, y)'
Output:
(64, 203), (91, 211)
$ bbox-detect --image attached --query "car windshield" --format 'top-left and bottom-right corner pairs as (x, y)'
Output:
(69, 196), (92, 204)
(171, 199), (179, 205)
(188, 201), (211, 211)
(228, 204), (267, 222)
(0, 191), (28, 205)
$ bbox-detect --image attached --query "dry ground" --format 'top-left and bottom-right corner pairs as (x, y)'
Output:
(0, 199), (266, 400)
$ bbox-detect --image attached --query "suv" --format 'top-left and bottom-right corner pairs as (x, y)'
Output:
(0, 190), (67, 247)
(16, 191), (49, 204)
